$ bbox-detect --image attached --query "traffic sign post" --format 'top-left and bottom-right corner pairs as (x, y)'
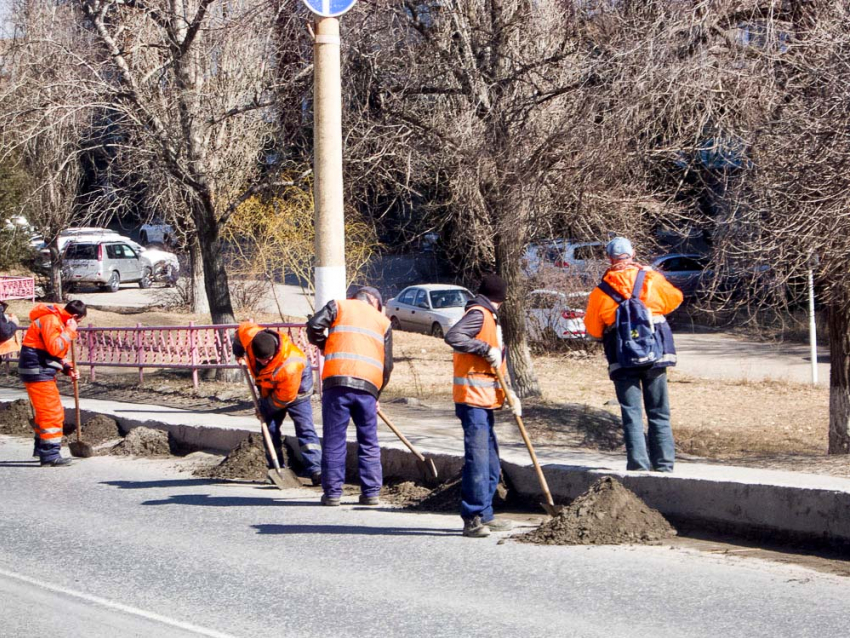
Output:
(303, 2), (356, 311)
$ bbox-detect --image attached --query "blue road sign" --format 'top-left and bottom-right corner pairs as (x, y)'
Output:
(301, 0), (357, 18)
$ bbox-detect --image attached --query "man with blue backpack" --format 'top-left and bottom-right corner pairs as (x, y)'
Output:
(585, 237), (683, 472)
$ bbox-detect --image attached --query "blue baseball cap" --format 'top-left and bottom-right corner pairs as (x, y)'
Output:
(606, 237), (634, 259)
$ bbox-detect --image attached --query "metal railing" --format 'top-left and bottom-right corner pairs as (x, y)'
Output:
(5, 322), (318, 388)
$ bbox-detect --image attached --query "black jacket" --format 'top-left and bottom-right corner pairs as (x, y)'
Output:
(444, 295), (499, 357)
(306, 300), (393, 398)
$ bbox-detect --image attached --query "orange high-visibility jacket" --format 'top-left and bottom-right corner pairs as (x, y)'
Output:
(19, 304), (77, 382)
(452, 305), (507, 409)
(584, 265), (683, 339)
(0, 313), (20, 356)
(236, 322), (309, 409)
(322, 299), (391, 392)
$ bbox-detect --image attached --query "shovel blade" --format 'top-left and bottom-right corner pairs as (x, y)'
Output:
(541, 502), (561, 517)
(266, 468), (301, 490)
(69, 440), (94, 458)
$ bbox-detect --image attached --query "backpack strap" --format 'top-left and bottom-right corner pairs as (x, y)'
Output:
(631, 269), (647, 298)
(597, 280), (624, 304)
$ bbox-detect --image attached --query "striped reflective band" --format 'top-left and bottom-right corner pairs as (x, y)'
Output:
(303, 443), (321, 451)
(325, 352), (383, 369)
(18, 367), (43, 376)
(329, 325), (384, 342)
(453, 376), (499, 389)
(271, 356), (307, 377)
(36, 427), (63, 436)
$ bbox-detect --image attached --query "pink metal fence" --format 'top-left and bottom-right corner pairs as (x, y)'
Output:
(7, 322), (318, 388)
(0, 276), (36, 302)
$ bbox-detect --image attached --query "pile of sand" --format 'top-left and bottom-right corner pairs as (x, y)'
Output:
(518, 476), (676, 546)
(111, 426), (172, 456)
(0, 400), (34, 437)
(195, 434), (269, 481)
(79, 415), (122, 445)
(404, 474), (509, 513)
(380, 481), (432, 507)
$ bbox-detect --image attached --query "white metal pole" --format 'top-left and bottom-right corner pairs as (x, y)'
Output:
(808, 268), (818, 385)
(313, 17), (347, 311)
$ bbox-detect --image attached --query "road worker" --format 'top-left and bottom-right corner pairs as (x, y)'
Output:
(233, 321), (322, 485)
(584, 237), (683, 472)
(445, 274), (519, 538)
(0, 300), (20, 356)
(306, 286), (393, 507)
(19, 300), (87, 467)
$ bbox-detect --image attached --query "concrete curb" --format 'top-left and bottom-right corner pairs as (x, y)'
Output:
(2, 390), (849, 546)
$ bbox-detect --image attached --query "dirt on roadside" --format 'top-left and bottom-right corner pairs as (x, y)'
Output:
(518, 476), (676, 546)
(194, 433), (268, 482)
(0, 400), (33, 437)
(111, 426), (172, 457)
(77, 414), (122, 445)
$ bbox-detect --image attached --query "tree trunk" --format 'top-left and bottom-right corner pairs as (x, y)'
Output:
(48, 241), (63, 303)
(828, 303), (850, 454)
(495, 236), (541, 398)
(194, 199), (235, 325)
(189, 237), (210, 315)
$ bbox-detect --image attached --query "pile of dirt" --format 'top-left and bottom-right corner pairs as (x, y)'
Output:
(195, 434), (268, 482)
(381, 481), (432, 507)
(0, 400), (34, 437)
(111, 426), (172, 457)
(518, 476), (676, 546)
(80, 415), (122, 445)
(404, 474), (509, 513)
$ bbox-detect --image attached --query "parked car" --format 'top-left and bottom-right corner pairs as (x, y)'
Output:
(651, 253), (711, 297)
(139, 218), (174, 245)
(522, 239), (607, 281)
(386, 284), (474, 337)
(62, 239), (154, 292)
(526, 289), (589, 341)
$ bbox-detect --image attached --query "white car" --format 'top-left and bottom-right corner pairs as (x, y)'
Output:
(386, 284), (474, 338)
(522, 239), (607, 281)
(139, 219), (174, 245)
(526, 289), (589, 341)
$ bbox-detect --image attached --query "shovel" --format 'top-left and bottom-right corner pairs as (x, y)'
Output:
(493, 367), (559, 517)
(68, 342), (94, 458)
(238, 361), (298, 490)
(377, 408), (439, 484)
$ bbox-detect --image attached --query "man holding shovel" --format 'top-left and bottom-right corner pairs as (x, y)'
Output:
(18, 300), (87, 467)
(233, 322), (323, 485)
(307, 286), (393, 507)
(445, 274), (519, 538)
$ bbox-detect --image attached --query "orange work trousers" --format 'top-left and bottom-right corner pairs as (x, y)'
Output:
(25, 380), (65, 460)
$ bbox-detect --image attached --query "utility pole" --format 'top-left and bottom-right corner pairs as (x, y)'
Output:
(304, 1), (357, 310)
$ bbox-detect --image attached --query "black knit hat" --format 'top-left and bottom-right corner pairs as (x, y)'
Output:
(251, 331), (277, 360)
(352, 286), (383, 311)
(478, 274), (507, 303)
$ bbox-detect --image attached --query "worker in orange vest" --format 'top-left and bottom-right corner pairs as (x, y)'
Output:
(306, 286), (393, 507)
(584, 237), (683, 472)
(0, 300), (20, 357)
(233, 321), (322, 484)
(19, 300), (87, 466)
(445, 274), (519, 538)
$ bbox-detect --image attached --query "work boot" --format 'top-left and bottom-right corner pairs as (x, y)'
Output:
(321, 494), (341, 507)
(40, 457), (72, 467)
(311, 471), (322, 487)
(462, 516), (491, 538)
(358, 494), (380, 506)
(483, 517), (513, 532)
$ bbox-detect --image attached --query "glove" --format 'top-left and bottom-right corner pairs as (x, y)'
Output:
(484, 346), (502, 368)
(65, 318), (78, 332)
(62, 362), (79, 380)
(507, 390), (522, 418)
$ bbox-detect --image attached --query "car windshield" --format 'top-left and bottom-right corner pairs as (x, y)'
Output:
(429, 289), (472, 309)
(65, 244), (97, 260)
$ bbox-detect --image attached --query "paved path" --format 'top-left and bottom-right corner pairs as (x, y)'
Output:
(0, 436), (847, 638)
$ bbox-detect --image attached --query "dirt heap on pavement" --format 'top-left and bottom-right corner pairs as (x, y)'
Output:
(79, 415), (122, 445)
(0, 400), (33, 437)
(111, 426), (172, 457)
(399, 474), (509, 513)
(519, 476), (676, 546)
(195, 434), (269, 482)
(380, 481), (433, 507)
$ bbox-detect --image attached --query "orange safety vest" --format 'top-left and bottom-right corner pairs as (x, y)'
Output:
(22, 304), (76, 360)
(0, 315), (20, 356)
(452, 305), (506, 408)
(236, 322), (309, 408)
(322, 299), (391, 390)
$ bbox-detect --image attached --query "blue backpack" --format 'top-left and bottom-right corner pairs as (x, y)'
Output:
(597, 270), (662, 369)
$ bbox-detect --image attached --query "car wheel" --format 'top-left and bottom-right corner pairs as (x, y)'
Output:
(431, 323), (444, 338)
(140, 231), (148, 244)
(390, 316), (400, 330)
(139, 267), (152, 289)
(106, 271), (120, 293)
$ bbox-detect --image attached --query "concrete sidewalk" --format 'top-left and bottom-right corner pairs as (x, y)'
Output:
(2, 387), (849, 545)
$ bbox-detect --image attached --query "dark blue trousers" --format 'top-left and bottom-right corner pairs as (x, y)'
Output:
(456, 404), (501, 522)
(321, 386), (382, 498)
(261, 399), (322, 475)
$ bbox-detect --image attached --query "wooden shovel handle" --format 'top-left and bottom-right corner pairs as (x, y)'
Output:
(70, 341), (81, 442)
(238, 361), (283, 474)
(493, 367), (556, 509)
(377, 408), (426, 462)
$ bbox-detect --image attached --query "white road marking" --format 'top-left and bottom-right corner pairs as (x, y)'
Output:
(0, 566), (238, 638)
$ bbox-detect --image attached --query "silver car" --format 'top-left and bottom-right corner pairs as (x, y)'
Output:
(526, 289), (589, 341)
(386, 284), (473, 338)
(62, 240), (153, 292)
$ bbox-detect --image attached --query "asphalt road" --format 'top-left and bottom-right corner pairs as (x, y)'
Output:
(1, 437), (847, 638)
